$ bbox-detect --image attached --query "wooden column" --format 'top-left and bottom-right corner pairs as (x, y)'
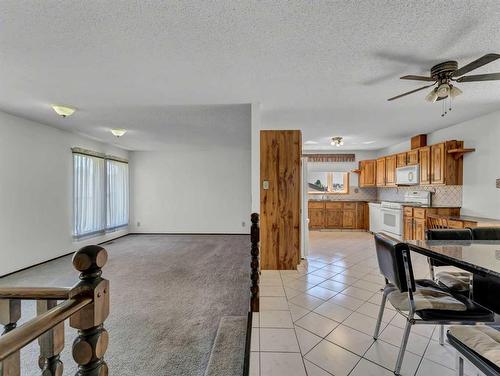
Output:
(250, 213), (260, 312)
(0, 299), (21, 376)
(260, 130), (302, 270)
(70, 245), (110, 376)
(37, 300), (64, 376)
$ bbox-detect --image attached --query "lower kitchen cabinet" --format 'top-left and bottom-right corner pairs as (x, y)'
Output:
(403, 206), (461, 240)
(308, 201), (367, 230)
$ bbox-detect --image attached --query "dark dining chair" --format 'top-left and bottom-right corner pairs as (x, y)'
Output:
(471, 227), (500, 240)
(426, 229), (473, 294)
(373, 233), (494, 375)
(447, 326), (500, 376)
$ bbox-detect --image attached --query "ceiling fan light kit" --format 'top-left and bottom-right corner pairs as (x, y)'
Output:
(388, 53), (500, 117)
(331, 136), (344, 147)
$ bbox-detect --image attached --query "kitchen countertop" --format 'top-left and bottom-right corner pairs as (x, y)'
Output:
(447, 215), (500, 226)
(402, 204), (462, 209)
(308, 199), (370, 202)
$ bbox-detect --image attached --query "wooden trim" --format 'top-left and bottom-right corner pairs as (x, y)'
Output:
(0, 298), (92, 361)
(0, 287), (70, 300)
(304, 153), (355, 162)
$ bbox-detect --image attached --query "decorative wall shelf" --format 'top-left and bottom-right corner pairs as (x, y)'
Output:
(351, 169), (361, 174)
(448, 148), (475, 160)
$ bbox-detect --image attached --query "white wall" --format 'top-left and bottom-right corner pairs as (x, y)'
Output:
(251, 103), (262, 213)
(0, 111), (129, 276)
(378, 110), (500, 219)
(129, 144), (251, 234)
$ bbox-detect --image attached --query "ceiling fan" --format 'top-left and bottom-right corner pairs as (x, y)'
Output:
(388, 53), (500, 115)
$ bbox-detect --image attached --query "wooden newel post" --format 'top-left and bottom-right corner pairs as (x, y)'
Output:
(0, 299), (21, 376)
(38, 300), (64, 376)
(250, 213), (260, 312)
(70, 245), (110, 376)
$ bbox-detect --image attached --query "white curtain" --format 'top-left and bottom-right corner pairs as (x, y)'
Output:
(106, 160), (129, 230)
(73, 154), (106, 237)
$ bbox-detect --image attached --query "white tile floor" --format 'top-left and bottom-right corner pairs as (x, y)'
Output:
(249, 231), (481, 376)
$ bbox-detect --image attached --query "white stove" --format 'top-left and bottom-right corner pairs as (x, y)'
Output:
(380, 191), (431, 239)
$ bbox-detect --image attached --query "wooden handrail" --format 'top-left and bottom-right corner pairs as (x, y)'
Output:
(0, 297), (91, 361)
(0, 287), (70, 300)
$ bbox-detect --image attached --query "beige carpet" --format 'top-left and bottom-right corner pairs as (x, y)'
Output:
(0, 234), (250, 375)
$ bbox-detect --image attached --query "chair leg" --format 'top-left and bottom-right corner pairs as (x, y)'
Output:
(394, 320), (412, 375)
(373, 290), (388, 340)
(428, 259), (435, 280)
(455, 355), (464, 376)
(439, 324), (445, 345)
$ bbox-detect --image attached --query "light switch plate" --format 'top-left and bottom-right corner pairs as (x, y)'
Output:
(496, 178), (500, 189)
(262, 180), (269, 190)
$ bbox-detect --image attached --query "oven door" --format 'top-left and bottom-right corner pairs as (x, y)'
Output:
(381, 208), (403, 238)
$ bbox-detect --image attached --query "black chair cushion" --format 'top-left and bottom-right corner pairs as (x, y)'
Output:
(448, 329), (500, 376)
(472, 227), (500, 240)
(417, 281), (494, 321)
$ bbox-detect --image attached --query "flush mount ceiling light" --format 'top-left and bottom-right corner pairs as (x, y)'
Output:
(51, 105), (75, 118)
(110, 128), (127, 138)
(330, 136), (344, 147)
(388, 53), (500, 117)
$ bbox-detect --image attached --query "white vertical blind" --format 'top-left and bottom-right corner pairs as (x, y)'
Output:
(106, 160), (129, 230)
(73, 153), (106, 237)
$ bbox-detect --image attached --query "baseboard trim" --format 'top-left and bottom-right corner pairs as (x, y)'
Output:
(128, 232), (250, 236)
(0, 232), (130, 278)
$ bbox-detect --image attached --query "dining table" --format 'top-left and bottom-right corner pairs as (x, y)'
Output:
(407, 239), (500, 315)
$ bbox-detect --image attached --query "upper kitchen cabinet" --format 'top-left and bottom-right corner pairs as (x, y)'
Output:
(407, 149), (419, 165)
(430, 140), (464, 185)
(359, 160), (376, 187)
(419, 146), (431, 185)
(396, 152), (407, 167)
(376, 157), (386, 186)
(385, 155), (397, 186)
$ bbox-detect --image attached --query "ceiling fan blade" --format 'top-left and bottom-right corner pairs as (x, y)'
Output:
(452, 53), (500, 77)
(400, 75), (434, 81)
(456, 73), (500, 82)
(387, 83), (436, 101)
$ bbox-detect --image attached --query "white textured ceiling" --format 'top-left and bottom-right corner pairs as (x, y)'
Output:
(1, 1), (500, 151)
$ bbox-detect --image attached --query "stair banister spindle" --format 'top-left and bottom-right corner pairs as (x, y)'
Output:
(37, 300), (64, 376)
(0, 299), (21, 376)
(250, 213), (260, 312)
(70, 245), (110, 376)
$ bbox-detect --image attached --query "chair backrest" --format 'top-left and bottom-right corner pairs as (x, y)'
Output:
(427, 214), (449, 229)
(471, 227), (500, 240)
(427, 228), (473, 240)
(374, 233), (415, 292)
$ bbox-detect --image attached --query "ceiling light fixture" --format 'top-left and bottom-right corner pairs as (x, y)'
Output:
(330, 137), (344, 147)
(110, 128), (127, 138)
(51, 105), (75, 118)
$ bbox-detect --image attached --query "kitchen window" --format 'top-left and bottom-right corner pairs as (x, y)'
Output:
(73, 149), (129, 238)
(308, 172), (350, 194)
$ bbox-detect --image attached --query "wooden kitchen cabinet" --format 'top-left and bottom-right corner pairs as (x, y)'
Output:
(407, 149), (419, 165)
(419, 146), (431, 185)
(396, 153), (407, 167)
(376, 158), (386, 186)
(359, 160), (376, 187)
(309, 208), (325, 229)
(342, 210), (356, 228)
(413, 218), (426, 240)
(325, 209), (343, 228)
(431, 143), (446, 184)
(403, 216), (413, 240)
(385, 155), (397, 186)
(309, 201), (367, 230)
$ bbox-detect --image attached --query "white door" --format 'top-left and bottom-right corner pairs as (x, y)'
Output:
(301, 157), (309, 258)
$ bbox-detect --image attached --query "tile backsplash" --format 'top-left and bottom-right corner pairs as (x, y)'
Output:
(377, 185), (463, 207)
(309, 186), (377, 201)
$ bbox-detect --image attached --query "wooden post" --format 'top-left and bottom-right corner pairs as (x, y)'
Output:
(0, 299), (21, 376)
(250, 213), (260, 312)
(37, 300), (64, 376)
(69, 245), (110, 376)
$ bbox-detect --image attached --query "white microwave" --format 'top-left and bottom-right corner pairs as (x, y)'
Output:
(396, 165), (419, 185)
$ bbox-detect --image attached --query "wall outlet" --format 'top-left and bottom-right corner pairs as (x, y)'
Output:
(496, 178), (500, 189)
(136, 221), (141, 227)
(242, 221), (246, 227)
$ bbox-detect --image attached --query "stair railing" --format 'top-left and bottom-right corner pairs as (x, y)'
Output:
(0, 245), (110, 376)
